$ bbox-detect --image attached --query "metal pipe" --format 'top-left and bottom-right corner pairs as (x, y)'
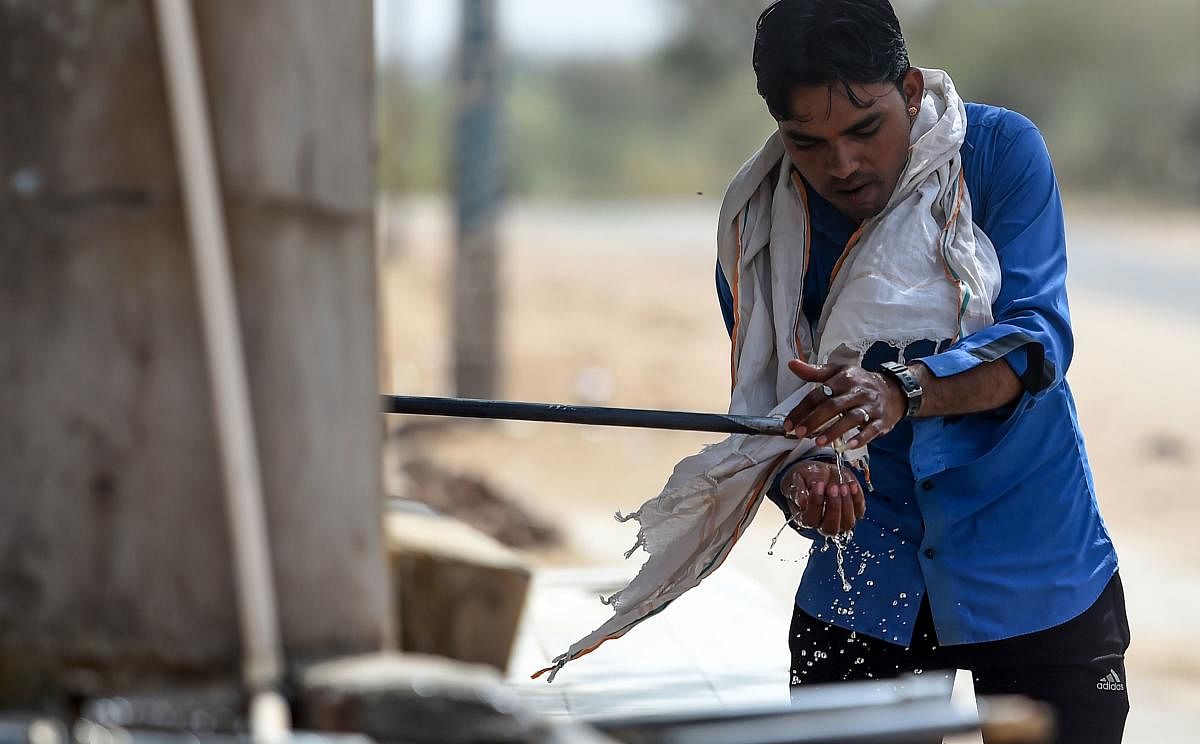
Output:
(152, 1), (288, 739)
(382, 394), (788, 436)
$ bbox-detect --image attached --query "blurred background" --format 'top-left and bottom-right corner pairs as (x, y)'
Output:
(376, 0), (1200, 200)
(374, 1), (1199, 742)
(13, 1), (1196, 741)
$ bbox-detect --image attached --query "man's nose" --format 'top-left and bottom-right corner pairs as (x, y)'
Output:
(827, 140), (860, 180)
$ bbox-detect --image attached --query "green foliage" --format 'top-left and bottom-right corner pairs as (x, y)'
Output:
(905, 0), (1200, 196)
(376, 64), (450, 193)
(377, 0), (1200, 200)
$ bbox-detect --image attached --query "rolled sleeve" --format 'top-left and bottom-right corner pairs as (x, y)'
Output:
(916, 117), (1072, 401)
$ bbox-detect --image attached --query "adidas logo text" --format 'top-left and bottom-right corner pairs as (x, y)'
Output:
(1096, 669), (1125, 692)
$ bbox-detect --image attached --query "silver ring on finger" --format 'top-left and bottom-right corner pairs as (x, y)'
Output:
(820, 384), (835, 397)
(853, 407), (870, 424)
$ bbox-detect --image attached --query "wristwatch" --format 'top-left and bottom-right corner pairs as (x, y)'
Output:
(880, 361), (923, 419)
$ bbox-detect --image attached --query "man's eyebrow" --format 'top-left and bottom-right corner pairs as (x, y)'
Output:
(784, 111), (887, 143)
(843, 111), (886, 134)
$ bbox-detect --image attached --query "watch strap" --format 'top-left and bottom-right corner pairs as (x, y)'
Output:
(880, 361), (923, 419)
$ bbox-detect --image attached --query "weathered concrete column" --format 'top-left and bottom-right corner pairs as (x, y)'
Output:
(0, 0), (391, 707)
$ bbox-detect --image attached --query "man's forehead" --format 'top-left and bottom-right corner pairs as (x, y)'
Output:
(784, 82), (894, 125)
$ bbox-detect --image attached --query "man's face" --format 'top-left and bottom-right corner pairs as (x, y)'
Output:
(776, 70), (923, 221)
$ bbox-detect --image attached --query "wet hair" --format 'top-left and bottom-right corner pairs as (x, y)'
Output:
(753, 0), (911, 120)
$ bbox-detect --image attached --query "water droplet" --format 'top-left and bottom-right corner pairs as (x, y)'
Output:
(11, 168), (41, 197)
(767, 516), (794, 557)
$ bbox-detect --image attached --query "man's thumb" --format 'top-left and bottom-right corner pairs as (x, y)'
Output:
(788, 358), (835, 381)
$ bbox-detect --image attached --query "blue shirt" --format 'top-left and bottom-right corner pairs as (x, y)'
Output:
(716, 103), (1118, 646)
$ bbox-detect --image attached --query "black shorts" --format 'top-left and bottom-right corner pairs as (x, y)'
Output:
(789, 572), (1131, 744)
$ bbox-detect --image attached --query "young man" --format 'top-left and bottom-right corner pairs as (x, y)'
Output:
(713, 1), (1129, 741)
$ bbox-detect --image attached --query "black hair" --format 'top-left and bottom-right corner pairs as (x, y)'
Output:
(753, 0), (910, 120)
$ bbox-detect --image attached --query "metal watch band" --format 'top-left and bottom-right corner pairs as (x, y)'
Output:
(880, 361), (923, 419)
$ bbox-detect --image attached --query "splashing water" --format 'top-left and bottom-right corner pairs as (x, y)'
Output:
(830, 531), (853, 592)
(767, 513), (803, 556)
(768, 436), (863, 587)
(769, 524), (854, 590)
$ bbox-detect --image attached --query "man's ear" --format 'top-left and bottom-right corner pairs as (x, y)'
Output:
(901, 67), (924, 110)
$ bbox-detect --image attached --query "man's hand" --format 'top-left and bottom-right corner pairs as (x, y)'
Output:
(783, 359), (906, 448)
(782, 460), (866, 536)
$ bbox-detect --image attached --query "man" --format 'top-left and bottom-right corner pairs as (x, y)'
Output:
(711, 1), (1129, 741)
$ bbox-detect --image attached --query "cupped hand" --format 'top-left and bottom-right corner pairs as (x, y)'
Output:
(781, 459), (866, 536)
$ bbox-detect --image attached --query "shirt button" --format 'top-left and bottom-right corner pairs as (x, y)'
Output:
(921, 480), (934, 491)
(924, 548), (936, 559)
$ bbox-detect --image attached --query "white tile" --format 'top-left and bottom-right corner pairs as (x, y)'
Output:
(507, 564), (794, 720)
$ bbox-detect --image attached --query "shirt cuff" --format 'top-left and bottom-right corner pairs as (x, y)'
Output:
(918, 343), (1030, 383)
(917, 347), (981, 379)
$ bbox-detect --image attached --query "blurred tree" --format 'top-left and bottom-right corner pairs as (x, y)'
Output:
(906, 0), (1200, 196)
(378, 0), (1200, 202)
(377, 62), (449, 194)
(654, 0), (768, 87)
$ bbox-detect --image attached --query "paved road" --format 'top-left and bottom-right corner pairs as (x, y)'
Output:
(1066, 218), (1199, 321)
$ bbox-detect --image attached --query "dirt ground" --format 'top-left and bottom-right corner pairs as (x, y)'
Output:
(379, 195), (1200, 741)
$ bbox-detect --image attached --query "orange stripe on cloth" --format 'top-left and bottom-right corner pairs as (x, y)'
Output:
(936, 170), (969, 342)
(530, 451), (790, 681)
(828, 224), (865, 287)
(789, 171), (814, 358)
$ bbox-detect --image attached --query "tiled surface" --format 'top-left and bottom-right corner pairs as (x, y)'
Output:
(506, 564), (791, 720)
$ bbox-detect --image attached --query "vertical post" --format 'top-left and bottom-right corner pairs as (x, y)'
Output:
(452, 0), (502, 399)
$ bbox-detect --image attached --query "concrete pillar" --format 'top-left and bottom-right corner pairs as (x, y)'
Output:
(0, 0), (391, 707)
